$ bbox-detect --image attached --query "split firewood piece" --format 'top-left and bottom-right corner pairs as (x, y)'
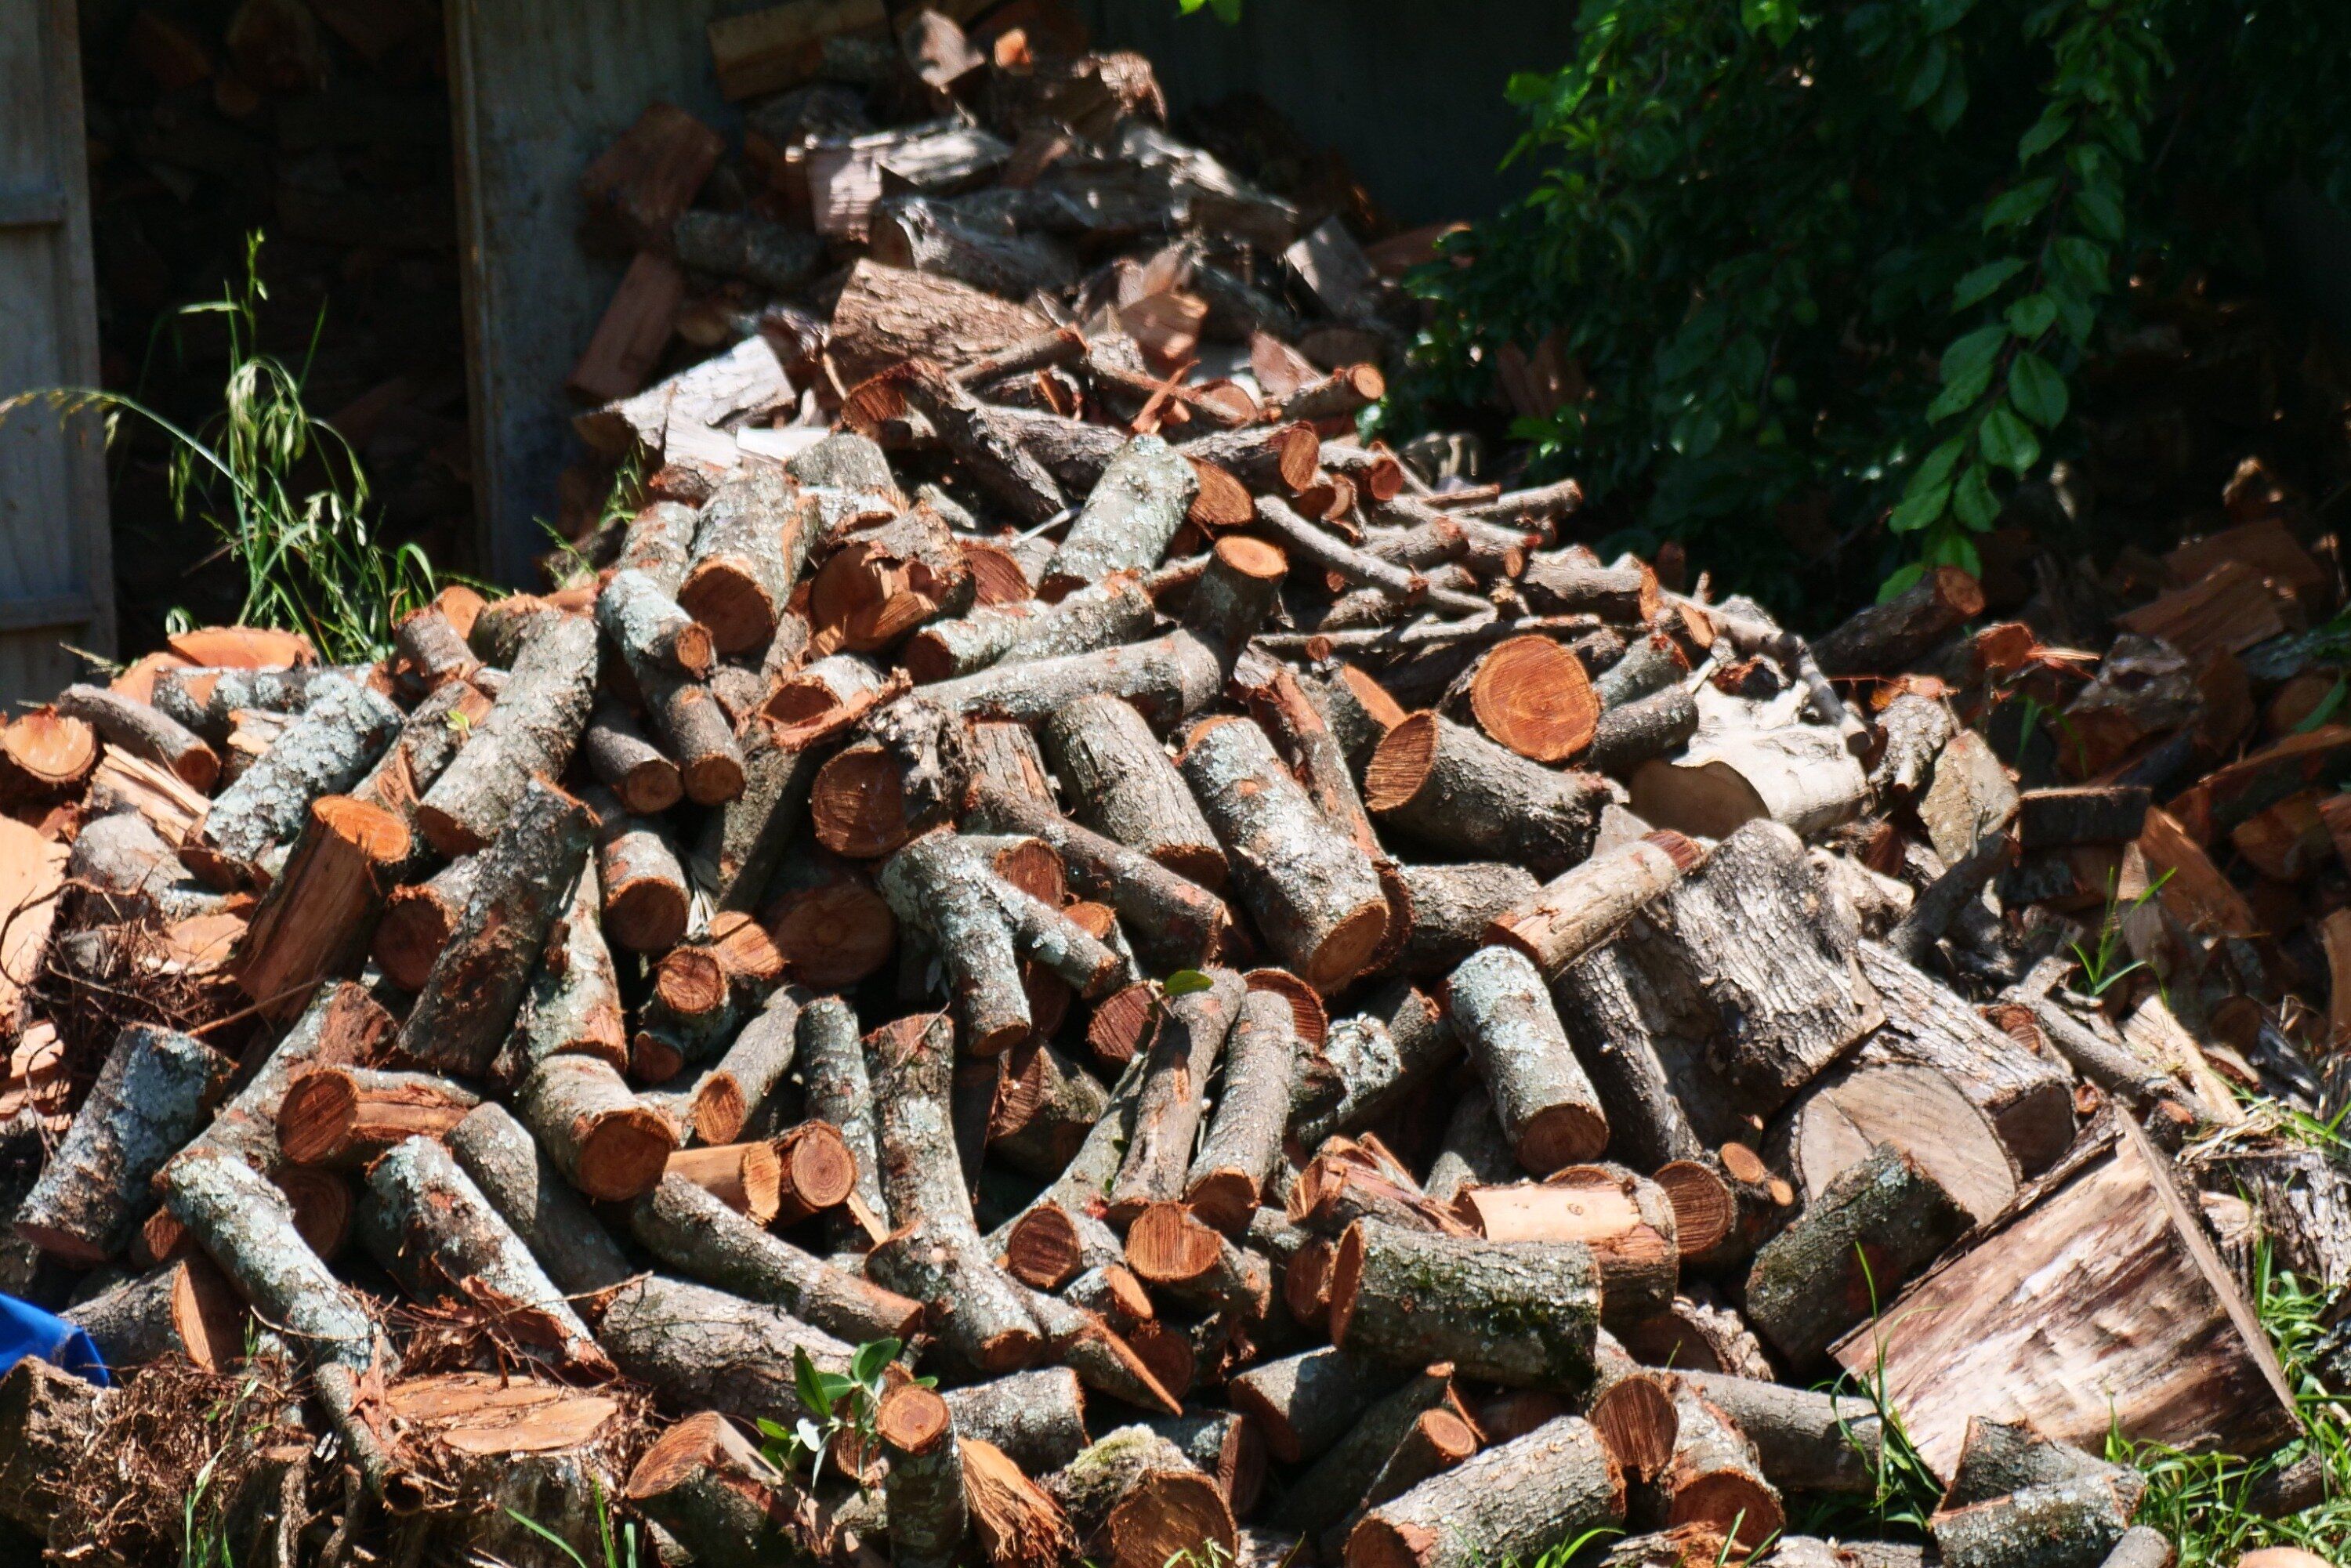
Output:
(0, 707), (96, 800)
(1585, 686), (1701, 779)
(1255, 497), (1491, 617)
(184, 675), (404, 887)
(1940, 1415), (2146, 1513)
(625, 1410), (812, 1568)
(234, 795), (411, 1019)
(1459, 1166), (1678, 1327)
(596, 1274), (853, 1428)
(15, 1025), (223, 1262)
(160, 1146), (405, 1501)
(806, 504), (976, 653)
(687, 987), (802, 1143)
(878, 1383), (971, 1568)
(945, 1367), (1092, 1474)
(1297, 983), (1465, 1146)
(679, 468), (810, 655)
(1485, 831), (1704, 980)
(1770, 1063), (2021, 1229)
(1271, 1361), (1456, 1537)
(358, 1135), (610, 1374)
(624, 1172), (925, 1345)
(1052, 1425), (1238, 1568)
(991, 1039), (1110, 1181)
(372, 853), (476, 990)
(1103, 967), (1243, 1218)
(581, 701), (683, 814)
(904, 573), (1157, 683)
(513, 1053), (678, 1202)
(664, 1142), (786, 1224)
(447, 1102), (634, 1295)
(1125, 1202), (1274, 1317)
(1366, 712), (1609, 878)
(1045, 693), (1226, 889)
(1345, 1415), (1626, 1568)
(1040, 436), (1196, 596)
(1333, 1220), (1600, 1390)
(596, 557), (715, 680)
(57, 683), (219, 791)
(418, 614), (600, 856)
(1182, 715), (1389, 993)
(1929, 1478), (2135, 1568)
(275, 1067), (480, 1168)
(1440, 636), (1599, 764)
(1183, 987), (1302, 1233)
(1519, 553), (1659, 623)
(398, 778), (594, 1077)
(1446, 945), (1609, 1173)
(179, 981), (389, 1170)
(1812, 566), (1986, 676)
(1654, 1383), (1782, 1548)
(1744, 1143), (1969, 1365)
(62, 1255), (250, 1373)
(799, 995), (890, 1248)
(1664, 1371), (1881, 1495)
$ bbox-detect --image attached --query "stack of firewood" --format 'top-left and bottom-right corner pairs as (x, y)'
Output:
(2, 9), (2346, 1568)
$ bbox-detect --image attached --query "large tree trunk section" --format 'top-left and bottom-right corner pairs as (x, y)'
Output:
(944, 1367), (1092, 1474)
(56, 683), (219, 791)
(1391, 863), (1540, 980)
(1044, 694), (1226, 889)
(799, 995), (891, 1248)
(275, 1067), (480, 1168)
(234, 796), (410, 1019)
(1457, 1166), (1678, 1329)
(397, 779), (595, 1077)
(595, 1273), (852, 1428)
(1446, 946), (1609, 1174)
(0, 1358), (112, 1531)
(1229, 1346), (1406, 1465)
(1051, 1425), (1237, 1568)
(681, 469), (810, 654)
(1109, 969), (1245, 1215)
(1270, 1363), (1454, 1537)
(357, 1135), (608, 1374)
(1041, 440), (1196, 596)
(62, 1255), (250, 1373)
(624, 1172), (922, 1344)
(16, 1026), (223, 1263)
(415, 615), (599, 856)
(1364, 713), (1609, 878)
(1485, 833), (1705, 980)
(1185, 987), (1302, 1233)
(625, 1410), (812, 1568)
(1345, 1415), (1625, 1568)
(1812, 567), (1985, 677)
(1332, 1222), (1600, 1391)
(1928, 1478), (2133, 1568)
(1745, 1145), (1970, 1366)
(1182, 716), (1389, 993)
(1770, 1063), (2020, 1230)
(446, 1103), (634, 1296)
(877, 1383), (970, 1568)
(1831, 1117), (2300, 1476)
(964, 781), (1231, 972)
(513, 1054), (679, 1202)
(185, 677), (403, 888)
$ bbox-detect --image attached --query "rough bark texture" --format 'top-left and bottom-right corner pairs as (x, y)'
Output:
(187, 676), (403, 886)
(581, 701), (683, 814)
(1458, 1166), (1679, 1328)
(692, 987), (804, 1143)
(1447, 945), (1610, 1173)
(1390, 862), (1540, 980)
(1295, 983), (1461, 1146)
(596, 1273), (853, 1426)
(1271, 1363), (1454, 1537)
(1045, 693), (1226, 889)
(682, 467), (809, 654)
(1364, 712), (1609, 878)
(597, 567), (715, 679)
(1928, 1477), (2132, 1568)
(276, 1066), (480, 1168)
(625, 1410), (812, 1568)
(1346, 1415), (1625, 1568)
(1110, 968), (1245, 1215)
(1332, 1222), (1601, 1391)
(991, 1039), (1111, 1182)
(1744, 1145), (1970, 1366)
(1665, 1371), (1881, 1495)
(57, 683), (219, 791)
(905, 575), (1157, 685)
(1487, 833), (1704, 979)
(16, 1025), (223, 1263)
(591, 786), (692, 953)
(1586, 686), (1701, 779)
(513, 859), (631, 1077)
(880, 1383), (971, 1568)
(944, 1367), (1092, 1474)
(513, 1053), (679, 1202)
(62, 1255), (249, 1373)
(446, 1102), (634, 1296)
(1229, 1346), (1406, 1465)
(913, 626), (1226, 729)
(1043, 436), (1198, 595)
(1185, 987), (1302, 1233)
(1813, 567), (1986, 677)
(1051, 1424), (1237, 1568)
(879, 835), (1031, 1054)
(799, 995), (890, 1247)
(1940, 1416), (2145, 1513)
(416, 614), (599, 856)
(965, 781), (1231, 972)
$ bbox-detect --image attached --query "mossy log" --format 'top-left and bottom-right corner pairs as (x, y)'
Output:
(1744, 1144), (1969, 1366)
(1331, 1221), (1600, 1391)
(1345, 1415), (1625, 1568)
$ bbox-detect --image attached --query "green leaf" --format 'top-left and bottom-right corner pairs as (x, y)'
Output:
(852, 1338), (900, 1386)
(817, 1373), (858, 1410)
(1162, 969), (1215, 998)
(2295, 679), (2346, 734)
(1979, 404), (2041, 474)
(756, 1418), (793, 1443)
(1878, 563), (1929, 602)
(1983, 177), (2057, 231)
(2009, 352), (2069, 428)
(1923, 531), (1983, 576)
(1952, 258), (2027, 310)
(1952, 463), (2001, 531)
(2005, 293), (2058, 340)
(1905, 437), (1967, 500)
(1940, 324), (2007, 385)
(2017, 108), (2072, 163)
(794, 1347), (830, 1418)
(1927, 361), (1992, 422)
(1889, 483), (1951, 534)
(1928, 70), (1970, 134)
(2074, 186), (2125, 244)
(1902, 40), (1949, 110)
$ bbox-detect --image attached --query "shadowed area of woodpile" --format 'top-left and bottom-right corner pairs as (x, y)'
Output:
(1, 6), (2349, 1568)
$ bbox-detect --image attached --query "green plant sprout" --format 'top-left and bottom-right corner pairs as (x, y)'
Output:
(2070, 866), (2172, 998)
(758, 1337), (936, 1490)
(503, 1477), (643, 1568)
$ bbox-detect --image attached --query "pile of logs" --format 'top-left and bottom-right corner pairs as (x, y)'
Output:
(2, 10), (2348, 1568)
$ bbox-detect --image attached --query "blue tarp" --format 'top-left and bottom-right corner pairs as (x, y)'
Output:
(0, 1293), (109, 1387)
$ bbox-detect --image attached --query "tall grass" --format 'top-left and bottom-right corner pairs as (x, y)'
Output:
(1, 232), (445, 664)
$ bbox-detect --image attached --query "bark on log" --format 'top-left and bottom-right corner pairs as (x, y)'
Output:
(56, 684), (219, 791)
(513, 1054), (679, 1202)
(1770, 1063), (2020, 1230)
(597, 567), (715, 679)
(799, 995), (891, 1248)
(373, 852), (477, 990)
(991, 1040), (1110, 1181)
(234, 795), (409, 1020)
(625, 1410), (812, 1568)
(1812, 567), (1985, 677)
(179, 982), (390, 1171)
(1364, 712), (1609, 878)
(1041, 437), (1197, 596)
(879, 1383), (970, 1568)
(596, 1273), (853, 1427)
(868, 1220), (1046, 1375)
(1940, 1416), (2144, 1513)
(1345, 1416), (1625, 1568)
(16, 1026), (223, 1263)
(904, 574), (1157, 685)
(1051, 1425), (1237, 1568)
(1485, 832), (1704, 980)
(511, 859), (630, 1077)
(1380, 863), (1534, 980)
(61, 1255), (249, 1373)
(1271, 1362), (1455, 1537)
(1045, 693), (1226, 889)
(1124, 1201), (1274, 1317)
(1928, 1477), (2132, 1568)
(276, 1067), (480, 1168)
(681, 468), (811, 654)
(1657, 1384), (1782, 1548)
(945, 1367), (1092, 1474)
(397, 778), (594, 1077)
(186, 675), (404, 887)
(688, 987), (803, 1144)
(878, 837), (1031, 1054)
(1229, 1346), (1405, 1465)
(1549, 947), (1705, 1169)
(1662, 1371), (1880, 1495)
(1585, 687), (1701, 779)
(447, 1103), (634, 1296)
(1184, 987), (1302, 1233)
(1295, 983), (1462, 1146)
(589, 785), (691, 953)
(902, 364), (1068, 525)
(1447, 946), (1609, 1173)
(1109, 968), (1245, 1215)
(1519, 556), (1658, 623)
(1332, 1221), (1601, 1390)
(417, 614), (600, 856)
(1425, 1086), (1518, 1205)
(1744, 1144), (1970, 1365)
(581, 701), (683, 814)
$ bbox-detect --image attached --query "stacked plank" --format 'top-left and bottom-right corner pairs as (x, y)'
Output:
(1, 14), (2346, 1568)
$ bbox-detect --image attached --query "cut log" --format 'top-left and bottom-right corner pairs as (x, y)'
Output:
(16, 1026), (223, 1263)
(1365, 712), (1609, 878)
(56, 684), (219, 791)
(689, 987), (804, 1143)
(416, 614), (600, 856)
(769, 1122), (860, 1224)
(991, 1040), (1110, 1180)
(185, 676), (403, 886)
(276, 1067), (479, 1168)
(591, 787), (693, 953)
(1295, 983), (1464, 1146)
(234, 795), (410, 1019)
(1443, 634), (1599, 763)
(397, 778), (594, 1077)
(1585, 686), (1701, 779)
(1770, 1063), (2020, 1229)
(1657, 1384), (1781, 1548)
(1332, 1221), (1600, 1390)
(799, 995), (891, 1246)
(61, 1255), (249, 1373)
(680, 468), (810, 654)
(447, 1103), (634, 1296)
(179, 981), (389, 1171)
(1446, 945), (1609, 1173)
(1040, 436), (1195, 596)
(513, 858), (630, 1077)
(1052, 1424), (1237, 1568)
(1124, 1202), (1273, 1317)
(1229, 1346), (1404, 1465)
(1746, 1144), (1970, 1367)
(1109, 968), (1245, 1215)
(513, 1054), (679, 1202)
(597, 567), (715, 680)
(1045, 694), (1226, 889)
(596, 1274), (852, 1427)
(1345, 1415), (1625, 1568)
(904, 574), (1157, 684)
(1520, 556), (1657, 623)
(1458, 1166), (1677, 1328)
(1255, 498), (1491, 618)
(1929, 1478), (2133, 1568)
(1272, 1362), (1457, 1538)
(1812, 567), (1985, 676)
(1940, 1416), (2144, 1513)
(1183, 987), (1302, 1233)
(878, 837), (1031, 1053)
(625, 1410), (810, 1568)
(1664, 1371), (1879, 1494)
(767, 856), (897, 990)
(1485, 832), (1704, 980)
(372, 853), (476, 991)
(873, 1382), (969, 1568)
(581, 702), (683, 814)
(0, 708), (96, 800)
(944, 1367), (1091, 1474)
(828, 259), (1052, 384)
(1183, 715), (1389, 993)
(665, 1142), (786, 1224)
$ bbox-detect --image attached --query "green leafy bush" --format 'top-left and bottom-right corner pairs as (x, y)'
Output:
(1386, 0), (2351, 617)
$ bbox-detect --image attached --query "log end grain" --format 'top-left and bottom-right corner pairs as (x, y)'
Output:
(1470, 636), (1598, 763)
(811, 744), (914, 857)
(769, 877), (897, 988)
